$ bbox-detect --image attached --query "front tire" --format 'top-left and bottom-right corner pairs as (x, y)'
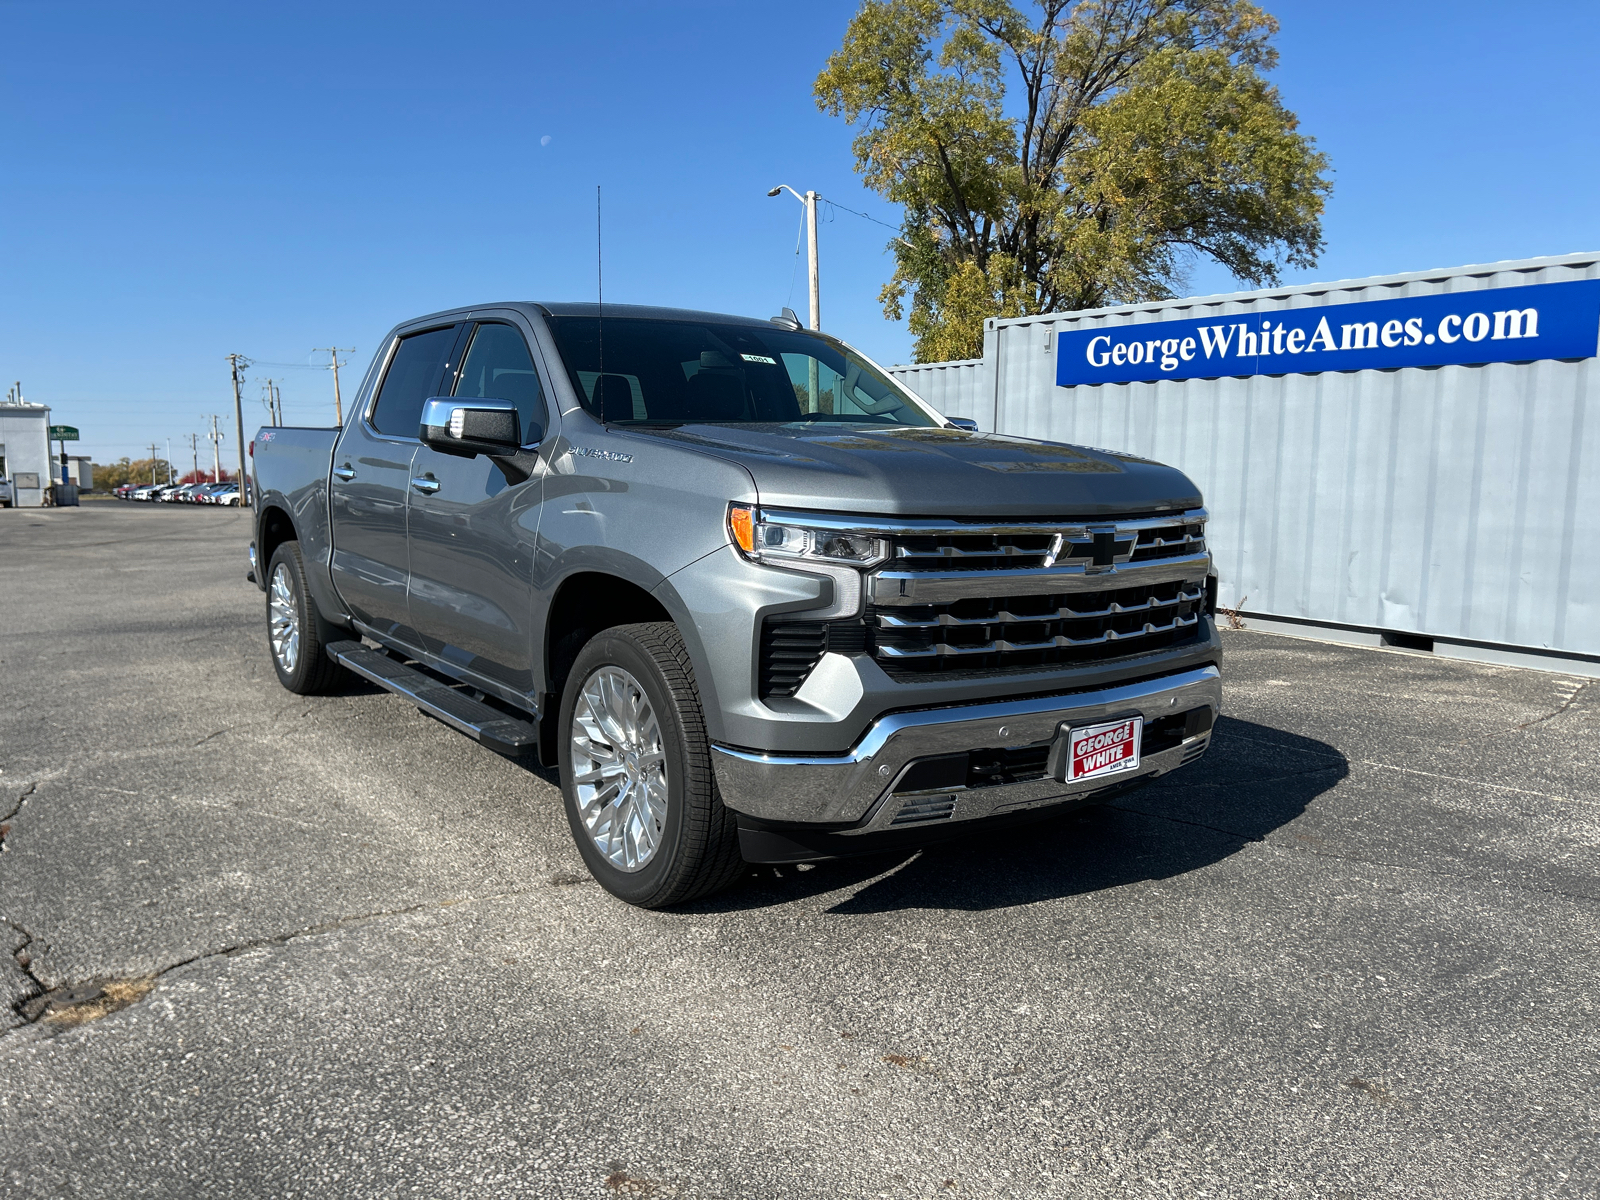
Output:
(266, 541), (347, 695)
(558, 622), (743, 908)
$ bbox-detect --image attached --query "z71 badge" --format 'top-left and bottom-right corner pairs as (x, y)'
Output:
(571, 446), (633, 464)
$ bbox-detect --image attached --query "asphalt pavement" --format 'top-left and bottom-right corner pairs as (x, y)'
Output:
(1, 502), (1596, 1199)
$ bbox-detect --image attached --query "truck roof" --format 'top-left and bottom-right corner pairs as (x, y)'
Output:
(403, 301), (786, 329)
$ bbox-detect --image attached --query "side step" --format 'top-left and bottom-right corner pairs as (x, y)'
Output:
(325, 640), (538, 756)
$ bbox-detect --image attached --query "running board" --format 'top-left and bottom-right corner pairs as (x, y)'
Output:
(325, 640), (538, 756)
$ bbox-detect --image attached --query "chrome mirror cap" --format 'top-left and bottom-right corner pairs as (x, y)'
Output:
(419, 396), (523, 458)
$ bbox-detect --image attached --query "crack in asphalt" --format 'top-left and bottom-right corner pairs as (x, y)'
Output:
(1433, 679), (1593, 750)
(0, 782), (38, 849)
(1511, 680), (1590, 733)
(3, 919), (48, 1024)
(2, 783), (47, 1022)
(0, 885), (543, 1038)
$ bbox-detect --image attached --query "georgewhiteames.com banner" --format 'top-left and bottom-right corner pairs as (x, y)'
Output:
(1056, 279), (1600, 387)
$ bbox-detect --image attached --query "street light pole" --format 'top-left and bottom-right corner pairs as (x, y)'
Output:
(768, 184), (824, 410)
(767, 185), (820, 330)
(805, 190), (820, 332)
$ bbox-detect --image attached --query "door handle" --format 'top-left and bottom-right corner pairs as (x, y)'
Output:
(333, 464), (356, 482)
(409, 475), (440, 495)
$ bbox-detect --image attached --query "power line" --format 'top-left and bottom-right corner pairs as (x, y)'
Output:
(822, 198), (905, 236)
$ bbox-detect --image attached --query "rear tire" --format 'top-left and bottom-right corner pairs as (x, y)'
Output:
(266, 541), (347, 695)
(558, 622), (744, 908)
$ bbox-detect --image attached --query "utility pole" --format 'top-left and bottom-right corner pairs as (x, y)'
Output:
(767, 185), (823, 409)
(148, 443), (159, 485)
(225, 354), (250, 507)
(314, 347), (353, 426)
(187, 432), (200, 483)
(207, 415), (222, 484)
(261, 378), (281, 426)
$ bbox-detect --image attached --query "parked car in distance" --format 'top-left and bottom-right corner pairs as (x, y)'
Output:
(0, 476), (12, 507)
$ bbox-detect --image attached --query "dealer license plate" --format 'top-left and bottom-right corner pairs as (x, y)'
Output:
(1061, 716), (1143, 783)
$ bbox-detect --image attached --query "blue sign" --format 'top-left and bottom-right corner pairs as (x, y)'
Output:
(1056, 279), (1600, 386)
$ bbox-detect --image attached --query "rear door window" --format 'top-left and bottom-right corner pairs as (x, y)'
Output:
(369, 325), (460, 437)
(452, 322), (547, 442)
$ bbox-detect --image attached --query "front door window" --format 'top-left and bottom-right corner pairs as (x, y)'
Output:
(452, 322), (547, 442)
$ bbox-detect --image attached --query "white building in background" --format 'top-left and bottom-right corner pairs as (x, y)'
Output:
(0, 401), (53, 508)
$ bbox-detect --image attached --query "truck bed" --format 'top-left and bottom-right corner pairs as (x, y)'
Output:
(251, 425), (341, 612)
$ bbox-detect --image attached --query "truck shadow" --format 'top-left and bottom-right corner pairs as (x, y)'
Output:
(697, 715), (1348, 914)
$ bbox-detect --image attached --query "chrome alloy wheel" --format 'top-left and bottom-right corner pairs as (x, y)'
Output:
(570, 665), (668, 872)
(268, 562), (301, 674)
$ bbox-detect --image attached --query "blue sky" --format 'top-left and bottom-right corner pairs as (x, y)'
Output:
(4, 0), (1597, 463)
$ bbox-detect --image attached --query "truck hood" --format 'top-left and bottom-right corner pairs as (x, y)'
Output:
(621, 423), (1201, 517)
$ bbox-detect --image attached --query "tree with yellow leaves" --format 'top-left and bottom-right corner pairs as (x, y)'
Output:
(815, 0), (1331, 362)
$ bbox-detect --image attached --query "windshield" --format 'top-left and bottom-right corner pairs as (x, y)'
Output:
(545, 317), (937, 427)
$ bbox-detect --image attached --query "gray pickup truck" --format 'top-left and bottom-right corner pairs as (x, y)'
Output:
(250, 302), (1221, 907)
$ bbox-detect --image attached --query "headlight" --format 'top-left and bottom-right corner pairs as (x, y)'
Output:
(726, 505), (888, 568)
(727, 504), (885, 621)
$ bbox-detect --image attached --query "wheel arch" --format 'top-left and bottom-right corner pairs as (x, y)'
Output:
(540, 570), (675, 763)
(255, 502), (298, 592)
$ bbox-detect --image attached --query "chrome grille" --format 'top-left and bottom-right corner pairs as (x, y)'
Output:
(867, 507), (1209, 679)
(755, 508), (1210, 692)
(870, 579), (1203, 677)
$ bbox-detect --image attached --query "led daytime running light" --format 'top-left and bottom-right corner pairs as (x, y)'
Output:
(726, 504), (887, 568)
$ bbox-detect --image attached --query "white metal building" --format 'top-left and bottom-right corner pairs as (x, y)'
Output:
(0, 402), (53, 508)
(891, 253), (1600, 678)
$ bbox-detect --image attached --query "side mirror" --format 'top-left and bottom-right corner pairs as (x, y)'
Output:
(420, 397), (529, 458)
(946, 417), (980, 432)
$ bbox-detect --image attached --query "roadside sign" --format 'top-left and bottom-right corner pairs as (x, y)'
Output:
(49, 425), (79, 441)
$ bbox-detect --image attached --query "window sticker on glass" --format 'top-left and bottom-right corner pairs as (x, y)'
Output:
(740, 353), (778, 365)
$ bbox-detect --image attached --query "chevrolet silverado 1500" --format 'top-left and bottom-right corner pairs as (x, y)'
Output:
(250, 302), (1221, 907)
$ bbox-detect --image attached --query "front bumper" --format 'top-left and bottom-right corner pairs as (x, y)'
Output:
(711, 663), (1220, 833)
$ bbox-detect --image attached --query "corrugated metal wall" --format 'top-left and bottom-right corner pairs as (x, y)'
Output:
(891, 253), (1600, 659)
(887, 356), (988, 426)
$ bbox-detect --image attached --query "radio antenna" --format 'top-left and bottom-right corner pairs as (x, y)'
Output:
(596, 184), (606, 420)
